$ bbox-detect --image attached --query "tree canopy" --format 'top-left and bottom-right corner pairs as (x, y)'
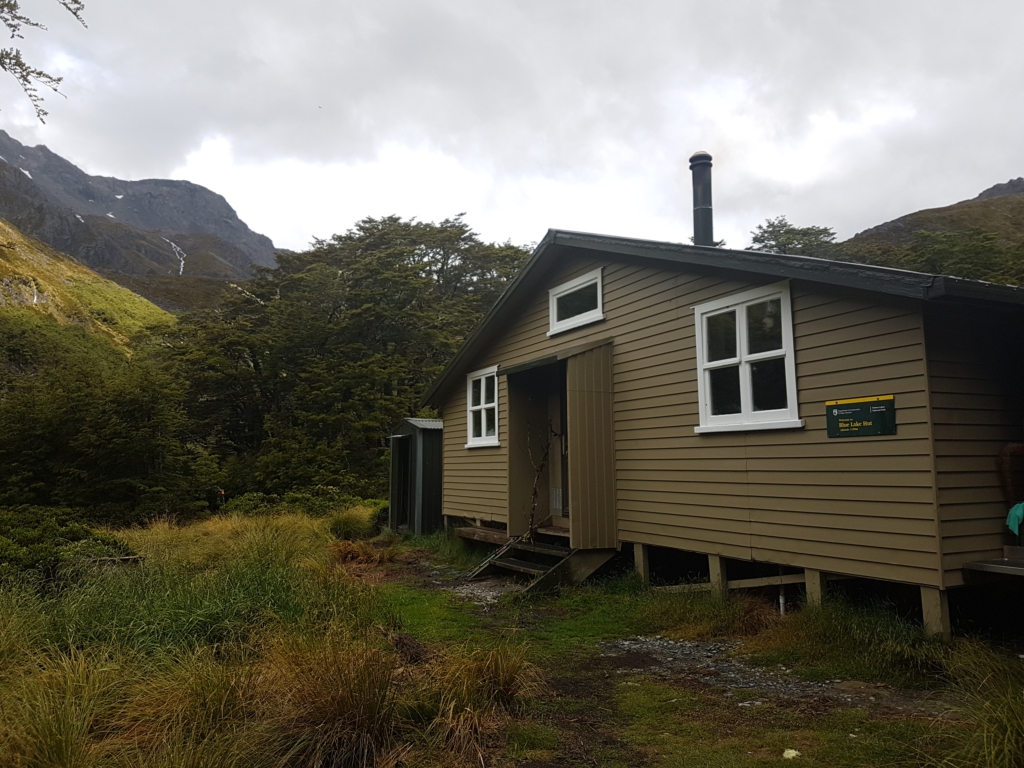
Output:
(173, 215), (528, 498)
(0, 214), (527, 516)
(748, 216), (837, 257)
(1, 1), (86, 120)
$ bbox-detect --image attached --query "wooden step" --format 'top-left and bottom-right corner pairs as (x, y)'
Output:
(491, 557), (549, 576)
(512, 540), (572, 557)
(536, 525), (570, 538)
(456, 526), (510, 546)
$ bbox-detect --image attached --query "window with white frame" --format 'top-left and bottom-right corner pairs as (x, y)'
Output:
(548, 268), (604, 336)
(466, 366), (499, 447)
(693, 281), (803, 433)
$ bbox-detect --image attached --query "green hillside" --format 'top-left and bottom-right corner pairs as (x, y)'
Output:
(847, 190), (1024, 250)
(836, 188), (1024, 285)
(0, 218), (172, 349)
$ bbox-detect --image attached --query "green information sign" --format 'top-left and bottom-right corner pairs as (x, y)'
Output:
(825, 396), (896, 438)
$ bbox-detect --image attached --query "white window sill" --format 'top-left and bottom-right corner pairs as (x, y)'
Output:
(694, 419), (805, 435)
(547, 313), (605, 337)
(465, 440), (501, 449)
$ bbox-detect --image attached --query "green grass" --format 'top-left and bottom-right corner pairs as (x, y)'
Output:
(379, 583), (490, 645)
(0, 218), (173, 350)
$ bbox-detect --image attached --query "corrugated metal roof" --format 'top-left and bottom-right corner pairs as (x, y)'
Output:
(405, 418), (443, 430)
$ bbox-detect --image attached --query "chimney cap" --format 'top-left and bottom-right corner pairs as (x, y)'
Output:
(689, 150), (712, 168)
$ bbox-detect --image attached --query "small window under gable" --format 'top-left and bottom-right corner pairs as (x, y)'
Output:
(548, 268), (604, 336)
(693, 281), (804, 433)
(465, 366), (499, 447)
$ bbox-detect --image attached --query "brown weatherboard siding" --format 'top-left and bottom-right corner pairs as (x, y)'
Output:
(925, 305), (1024, 588)
(442, 256), (942, 586)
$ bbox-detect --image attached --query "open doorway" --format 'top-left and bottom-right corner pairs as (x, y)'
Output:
(505, 343), (616, 549)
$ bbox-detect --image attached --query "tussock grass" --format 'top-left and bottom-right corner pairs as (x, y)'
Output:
(0, 648), (128, 768)
(327, 505), (378, 541)
(268, 632), (398, 768)
(0, 511), (539, 767)
(931, 642), (1024, 768)
(0, 585), (46, 669)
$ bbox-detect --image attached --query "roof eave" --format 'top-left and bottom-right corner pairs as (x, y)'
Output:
(421, 229), (1024, 409)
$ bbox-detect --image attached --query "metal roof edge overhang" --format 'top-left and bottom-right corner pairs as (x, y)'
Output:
(420, 229), (1024, 407)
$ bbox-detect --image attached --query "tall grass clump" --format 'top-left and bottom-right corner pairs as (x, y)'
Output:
(397, 639), (544, 762)
(268, 632), (401, 768)
(0, 582), (47, 669)
(933, 642), (1024, 768)
(646, 588), (781, 640)
(413, 528), (496, 572)
(0, 649), (126, 768)
(327, 505), (378, 541)
(26, 514), (388, 653)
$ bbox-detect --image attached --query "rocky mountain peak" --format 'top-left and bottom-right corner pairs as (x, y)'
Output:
(0, 130), (277, 278)
(976, 177), (1024, 201)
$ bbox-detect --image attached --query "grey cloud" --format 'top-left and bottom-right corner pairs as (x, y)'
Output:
(2, 0), (1022, 242)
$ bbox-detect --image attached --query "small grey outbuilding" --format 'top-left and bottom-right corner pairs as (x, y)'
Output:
(388, 418), (443, 535)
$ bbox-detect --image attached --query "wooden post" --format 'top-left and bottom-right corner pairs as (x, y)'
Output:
(920, 586), (951, 641)
(708, 554), (726, 595)
(634, 543), (650, 584)
(804, 569), (827, 607)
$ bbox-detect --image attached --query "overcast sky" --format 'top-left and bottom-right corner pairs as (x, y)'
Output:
(1, 1), (1022, 252)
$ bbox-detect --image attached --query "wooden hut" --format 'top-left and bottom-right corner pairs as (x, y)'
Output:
(422, 156), (1024, 638)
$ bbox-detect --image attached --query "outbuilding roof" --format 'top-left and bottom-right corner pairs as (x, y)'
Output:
(422, 228), (1024, 407)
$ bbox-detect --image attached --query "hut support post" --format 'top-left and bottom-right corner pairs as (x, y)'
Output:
(920, 587), (951, 641)
(634, 543), (650, 584)
(804, 569), (827, 607)
(708, 554), (726, 595)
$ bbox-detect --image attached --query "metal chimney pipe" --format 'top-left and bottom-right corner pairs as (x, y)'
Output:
(689, 150), (714, 246)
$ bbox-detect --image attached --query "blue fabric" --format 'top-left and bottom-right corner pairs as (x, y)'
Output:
(1007, 503), (1024, 536)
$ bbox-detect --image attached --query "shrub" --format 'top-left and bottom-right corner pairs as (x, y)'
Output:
(221, 492), (279, 517)
(282, 486), (362, 517)
(0, 506), (133, 578)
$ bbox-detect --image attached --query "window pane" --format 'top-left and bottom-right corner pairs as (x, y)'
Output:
(472, 410), (482, 438)
(471, 378), (481, 407)
(484, 407), (496, 437)
(751, 358), (788, 411)
(556, 281), (599, 321)
(484, 375), (495, 405)
(709, 365), (741, 415)
(706, 311), (736, 362)
(747, 298), (783, 354)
